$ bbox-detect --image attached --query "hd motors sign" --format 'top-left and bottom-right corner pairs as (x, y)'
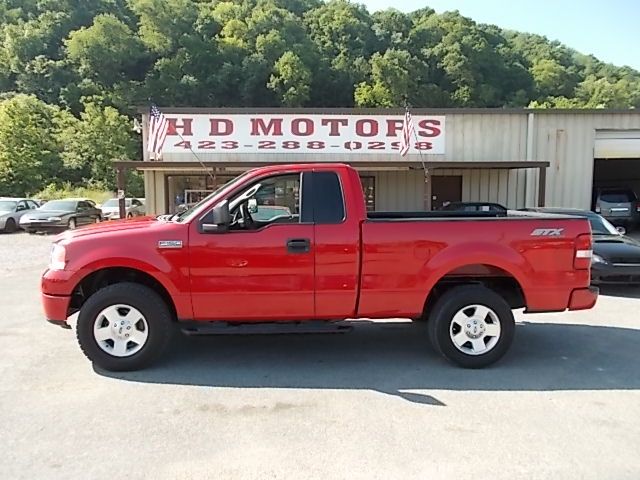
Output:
(158, 114), (445, 156)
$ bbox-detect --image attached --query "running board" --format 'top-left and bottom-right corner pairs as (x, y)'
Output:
(179, 321), (353, 336)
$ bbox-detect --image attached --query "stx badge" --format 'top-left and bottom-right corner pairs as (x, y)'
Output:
(530, 228), (564, 237)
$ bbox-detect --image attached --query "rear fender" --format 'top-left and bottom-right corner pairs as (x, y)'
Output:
(417, 242), (531, 303)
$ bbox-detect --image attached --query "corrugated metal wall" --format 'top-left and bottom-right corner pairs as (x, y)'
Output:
(369, 169), (526, 211)
(529, 113), (640, 209)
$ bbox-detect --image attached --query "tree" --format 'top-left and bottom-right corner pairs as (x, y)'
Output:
(65, 14), (147, 86)
(268, 51), (311, 106)
(58, 99), (138, 189)
(0, 94), (66, 195)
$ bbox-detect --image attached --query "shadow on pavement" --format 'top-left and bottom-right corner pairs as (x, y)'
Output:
(598, 285), (640, 299)
(97, 321), (640, 404)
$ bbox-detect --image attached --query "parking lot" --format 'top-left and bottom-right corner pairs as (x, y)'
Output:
(1, 232), (639, 480)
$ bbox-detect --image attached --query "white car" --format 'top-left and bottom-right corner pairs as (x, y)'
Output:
(100, 198), (146, 220)
(0, 198), (40, 232)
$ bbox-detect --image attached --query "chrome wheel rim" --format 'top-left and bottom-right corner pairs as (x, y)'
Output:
(449, 304), (501, 356)
(93, 304), (149, 357)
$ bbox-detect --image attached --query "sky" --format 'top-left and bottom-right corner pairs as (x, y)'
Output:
(358, 0), (640, 70)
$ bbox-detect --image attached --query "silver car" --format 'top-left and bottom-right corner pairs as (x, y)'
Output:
(0, 198), (40, 233)
(100, 198), (146, 220)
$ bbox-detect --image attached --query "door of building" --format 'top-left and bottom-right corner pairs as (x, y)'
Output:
(431, 176), (462, 210)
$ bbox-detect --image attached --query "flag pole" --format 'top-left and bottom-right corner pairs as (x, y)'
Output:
(403, 101), (431, 211)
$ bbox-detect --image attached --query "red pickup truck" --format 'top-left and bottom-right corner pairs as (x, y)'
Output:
(41, 163), (598, 371)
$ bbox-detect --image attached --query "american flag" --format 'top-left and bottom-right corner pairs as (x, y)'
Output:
(399, 108), (415, 157)
(147, 104), (169, 159)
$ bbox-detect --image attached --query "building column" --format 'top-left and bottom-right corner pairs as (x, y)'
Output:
(538, 166), (547, 207)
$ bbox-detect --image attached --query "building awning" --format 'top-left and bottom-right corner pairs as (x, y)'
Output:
(113, 160), (550, 171)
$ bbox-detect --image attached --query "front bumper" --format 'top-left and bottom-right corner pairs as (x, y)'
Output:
(42, 292), (72, 325)
(591, 264), (640, 284)
(20, 220), (65, 230)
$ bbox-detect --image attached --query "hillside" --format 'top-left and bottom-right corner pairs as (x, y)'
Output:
(1, 0), (639, 195)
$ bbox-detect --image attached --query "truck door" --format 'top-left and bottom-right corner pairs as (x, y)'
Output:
(307, 171), (361, 318)
(189, 172), (315, 321)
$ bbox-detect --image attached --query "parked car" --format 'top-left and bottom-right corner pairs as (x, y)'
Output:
(100, 198), (146, 220)
(593, 187), (640, 231)
(0, 198), (40, 233)
(522, 207), (640, 285)
(439, 201), (508, 214)
(20, 199), (102, 233)
(42, 163), (597, 372)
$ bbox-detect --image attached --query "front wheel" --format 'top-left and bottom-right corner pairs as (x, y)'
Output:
(76, 283), (173, 371)
(4, 218), (17, 233)
(427, 285), (515, 368)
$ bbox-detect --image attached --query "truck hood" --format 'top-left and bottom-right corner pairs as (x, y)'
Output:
(54, 216), (162, 241)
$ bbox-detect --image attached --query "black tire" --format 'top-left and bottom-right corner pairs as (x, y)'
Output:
(4, 218), (16, 233)
(76, 282), (173, 371)
(126, 212), (133, 219)
(427, 285), (515, 368)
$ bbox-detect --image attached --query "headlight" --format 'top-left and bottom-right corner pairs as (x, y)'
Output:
(47, 217), (62, 222)
(592, 254), (607, 265)
(49, 244), (67, 271)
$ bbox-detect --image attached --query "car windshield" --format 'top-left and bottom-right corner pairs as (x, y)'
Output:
(102, 199), (131, 207)
(40, 200), (76, 211)
(589, 215), (620, 235)
(600, 191), (636, 203)
(0, 200), (17, 211)
(175, 172), (252, 222)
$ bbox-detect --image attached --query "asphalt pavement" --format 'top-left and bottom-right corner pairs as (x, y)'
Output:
(1, 232), (639, 480)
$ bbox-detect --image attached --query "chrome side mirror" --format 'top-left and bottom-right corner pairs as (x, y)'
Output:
(247, 198), (258, 214)
(616, 226), (626, 235)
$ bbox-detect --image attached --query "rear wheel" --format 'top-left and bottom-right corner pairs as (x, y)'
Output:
(76, 283), (173, 371)
(4, 218), (16, 233)
(427, 285), (515, 368)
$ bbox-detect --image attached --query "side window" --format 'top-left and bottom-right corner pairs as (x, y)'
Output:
(133, 199), (142, 207)
(17, 201), (28, 211)
(310, 171), (345, 224)
(224, 173), (301, 229)
(28, 201), (38, 209)
(77, 201), (89, 210)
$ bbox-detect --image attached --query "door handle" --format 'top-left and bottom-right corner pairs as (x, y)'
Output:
(286, 238), (311, 254)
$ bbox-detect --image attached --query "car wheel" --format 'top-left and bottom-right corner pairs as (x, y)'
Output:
(427, 285), (515, 368)
(126, 212), (133, 219)
(68, 218), (76, 230)
(4, 218), (17, 233)
(76, 283), (173, 371)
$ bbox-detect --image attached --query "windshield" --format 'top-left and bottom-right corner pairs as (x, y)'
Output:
(589, 215), (620, 235)
(102, 199), (131, 208)
(0, 200), (17, 211)
(40, 200), (76, 211)
(175, 172), (252, 222)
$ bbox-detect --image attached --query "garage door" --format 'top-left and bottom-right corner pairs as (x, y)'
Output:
(595, 130), (640, 159)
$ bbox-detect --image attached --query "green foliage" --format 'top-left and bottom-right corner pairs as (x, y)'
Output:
(0, 94), (66, 196)
(0, 0), (639, 196)
(35, 183), (113, 204)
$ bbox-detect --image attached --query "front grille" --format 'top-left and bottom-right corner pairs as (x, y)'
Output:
(609, 257), (640, 265)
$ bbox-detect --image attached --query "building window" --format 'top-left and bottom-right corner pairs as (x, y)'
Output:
(166, 174), (235, 213)
(360, 175), (375, 211)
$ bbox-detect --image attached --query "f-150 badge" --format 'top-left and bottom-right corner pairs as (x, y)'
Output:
(158, 240), (183, 249)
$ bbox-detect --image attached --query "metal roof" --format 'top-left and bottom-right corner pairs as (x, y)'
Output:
(136, 106), (640, 115)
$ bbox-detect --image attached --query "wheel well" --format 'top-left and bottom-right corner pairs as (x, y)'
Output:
(69, 267), (177, 320)
(422, 265), (526, 320)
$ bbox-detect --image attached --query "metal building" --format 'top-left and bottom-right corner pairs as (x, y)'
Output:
(117, 108), (640, 215)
